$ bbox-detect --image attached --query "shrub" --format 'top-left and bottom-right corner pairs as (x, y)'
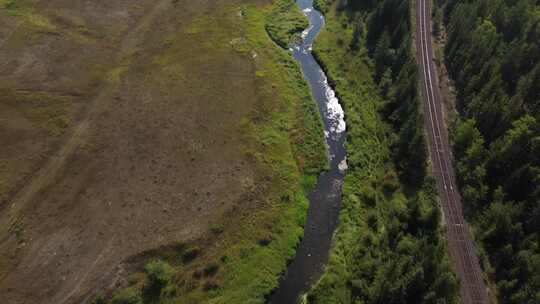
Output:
(111, 288), (143, 304)
(182, 246), (200, 263)
(203, 280), (219, 291)
(209, 223), (224, 235)
(144, 260), (174, 295)
(203, 262), (219, 277)
(90, 295), (106, 304)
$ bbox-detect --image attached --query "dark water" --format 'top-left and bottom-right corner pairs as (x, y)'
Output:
(268, 1), (347, 303)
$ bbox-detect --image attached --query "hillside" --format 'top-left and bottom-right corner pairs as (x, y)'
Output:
(0, 0), (326, 303)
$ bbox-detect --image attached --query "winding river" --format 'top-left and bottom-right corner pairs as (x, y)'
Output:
(268, 1), (347, 303)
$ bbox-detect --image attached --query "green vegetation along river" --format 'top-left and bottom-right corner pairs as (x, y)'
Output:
(269, 0), (347, 303)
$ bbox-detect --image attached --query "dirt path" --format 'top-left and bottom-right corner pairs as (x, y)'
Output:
(415, 0), (489, 303)
(56, 237), (116, 304)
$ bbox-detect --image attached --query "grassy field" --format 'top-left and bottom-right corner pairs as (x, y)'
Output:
(94, 1), (328, 304)
(265, 0), (308, 48)
(0, 0), (327, 303)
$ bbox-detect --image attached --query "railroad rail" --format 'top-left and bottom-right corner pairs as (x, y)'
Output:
(416, 0), (489, 303)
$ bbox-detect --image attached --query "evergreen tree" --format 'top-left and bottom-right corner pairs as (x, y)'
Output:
(439, 0), (540, 301)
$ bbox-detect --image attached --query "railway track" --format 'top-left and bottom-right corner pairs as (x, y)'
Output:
(416, 0), (489, 303)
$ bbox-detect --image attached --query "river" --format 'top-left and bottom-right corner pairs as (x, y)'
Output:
(268, 1), (347, 303)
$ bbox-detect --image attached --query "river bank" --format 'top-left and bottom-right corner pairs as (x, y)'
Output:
(269, 1), (347, 303)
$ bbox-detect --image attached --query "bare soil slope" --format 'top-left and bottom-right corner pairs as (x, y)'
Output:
(0, 0), (284, 303)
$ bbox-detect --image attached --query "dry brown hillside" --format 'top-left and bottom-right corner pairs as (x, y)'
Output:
(0, 0), (324, 303)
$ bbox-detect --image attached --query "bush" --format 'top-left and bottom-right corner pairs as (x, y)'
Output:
(209, 223), (224, 235)
(203, 262), (219, 277)
(203, 280), (219, 291)
(144, 260), (174, 295)
(111, 288), (143, 304)
(182, 246), (200, 263)
(90, 295), (106, 304)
